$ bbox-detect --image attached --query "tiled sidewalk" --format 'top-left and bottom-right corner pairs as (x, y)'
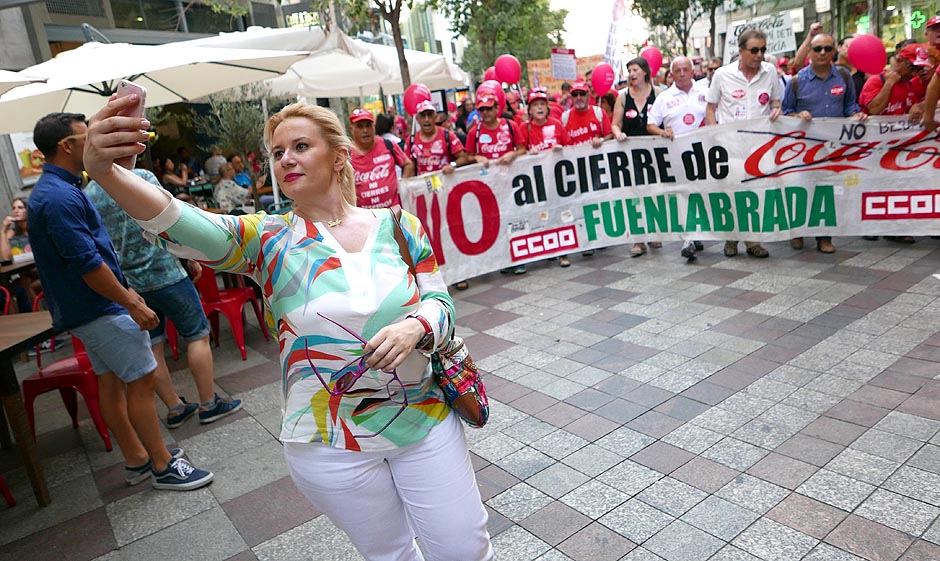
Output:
(2, 238), (940, 561)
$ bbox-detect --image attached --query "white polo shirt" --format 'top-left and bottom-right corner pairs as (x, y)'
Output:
(648, 80), (709, 134)
(706, 61), (782, 123)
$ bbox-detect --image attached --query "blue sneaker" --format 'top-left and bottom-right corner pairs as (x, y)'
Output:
(125, 447), (185, 485)
(198, 394), (243, 425)
(151, 458), (213, 491)
(166, 398), (199, 429)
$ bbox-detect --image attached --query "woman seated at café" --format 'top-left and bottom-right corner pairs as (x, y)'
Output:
(1, 197), (41, 312)
(159, 157), (192, 202)
(213, 162), (252, 214)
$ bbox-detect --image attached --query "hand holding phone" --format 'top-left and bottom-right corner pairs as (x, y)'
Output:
(115, 80), (147, 119)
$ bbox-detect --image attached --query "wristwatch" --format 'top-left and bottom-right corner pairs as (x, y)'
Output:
(409, 314), (433, 349)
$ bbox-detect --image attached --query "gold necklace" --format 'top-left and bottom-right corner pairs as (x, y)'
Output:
(325, 206), (347, 227)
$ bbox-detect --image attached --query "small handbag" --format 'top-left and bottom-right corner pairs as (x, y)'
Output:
(389, 208), (489, 428)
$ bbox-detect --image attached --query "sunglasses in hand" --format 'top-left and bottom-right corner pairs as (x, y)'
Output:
(303, 313), (408, 438)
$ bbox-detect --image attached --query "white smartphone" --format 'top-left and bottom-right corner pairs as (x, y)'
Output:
(115, 80), (147, 118)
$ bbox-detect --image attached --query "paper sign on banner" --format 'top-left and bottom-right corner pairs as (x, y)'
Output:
(724, 12), (796, 64)
(551, 47), (578, 81)
(399, 117), (940, 284)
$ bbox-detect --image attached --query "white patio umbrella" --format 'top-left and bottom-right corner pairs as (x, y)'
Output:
(182, 26), (397, 99)
(0, 69), (45, 96)
(0, 41), (308, 135)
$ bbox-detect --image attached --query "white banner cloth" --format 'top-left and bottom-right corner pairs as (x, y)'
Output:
(400, 116), (940, 283)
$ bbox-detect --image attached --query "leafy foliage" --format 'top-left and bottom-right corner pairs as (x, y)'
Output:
(310, 0), (415, 87)
(631, 0), (705, 56)
(186, 83), (282, 160)
(428, 0), (566, 79)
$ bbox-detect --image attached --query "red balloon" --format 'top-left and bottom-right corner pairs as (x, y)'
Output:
(640, 46), (664, 76)
(847, 34), (887, 75)
(403, 83), (431, 115)
(495, 54), (522, 84)
(591, 63), (615, 95)
(483, 66), (497, 82)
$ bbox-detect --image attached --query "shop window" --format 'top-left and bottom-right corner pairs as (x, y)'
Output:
(110, 0), (180, 31)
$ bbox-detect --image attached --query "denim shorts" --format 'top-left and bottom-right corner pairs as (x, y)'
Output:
(140, 278), (210, 345)
(71, 313), (158, 383)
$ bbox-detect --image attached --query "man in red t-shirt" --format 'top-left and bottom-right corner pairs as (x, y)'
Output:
(465, 94), (526, 166)
(860, 44), (928, 118)
(524, 88), (569, 153)
(562, 81), (613, 148)
(349, 108), (414, 209)
(405, 100), (468, 175)
(466, 94), (527, 273)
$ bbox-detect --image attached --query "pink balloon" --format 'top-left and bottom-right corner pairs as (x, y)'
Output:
(484, 66), (497, 82)
(591, 63), (615, 95)
(495, 54), (522, 84)
(640, 46), (664, 76)
(847, 34), (887, 75)
(477, 80), (506, 115)
(403, 83), (431, 115)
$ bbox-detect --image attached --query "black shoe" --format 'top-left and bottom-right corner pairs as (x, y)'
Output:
(693, 241), (704, 251)
(681, 244), (697, 261)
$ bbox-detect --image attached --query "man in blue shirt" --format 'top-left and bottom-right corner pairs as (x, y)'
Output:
(782, 32), (864, 254)
(28, 112), (212, 491)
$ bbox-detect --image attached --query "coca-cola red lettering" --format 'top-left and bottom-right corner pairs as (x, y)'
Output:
(353, 163), (392, 184)
(744, 130), (873, 179)
(878, 130), (940, 171)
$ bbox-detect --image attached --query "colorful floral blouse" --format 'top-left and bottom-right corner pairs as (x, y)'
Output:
(137, 194), (454, 452)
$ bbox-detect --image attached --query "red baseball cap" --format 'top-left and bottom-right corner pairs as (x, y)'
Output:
(447, 101), (457, 112)
(350, 108), (374, 123)
(927, 15), (940, 28)
(415, 100), (437, 114)
(898, 44), (930, 67)
(476, 94), (497, 108)
(528, 87), (549, 103)
(570, 81), (589, 94)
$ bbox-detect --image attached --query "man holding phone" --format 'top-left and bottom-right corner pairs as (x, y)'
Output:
(27, 110), (213, 491)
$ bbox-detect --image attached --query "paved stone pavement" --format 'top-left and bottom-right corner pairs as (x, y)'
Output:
(3, 238), (940, 561)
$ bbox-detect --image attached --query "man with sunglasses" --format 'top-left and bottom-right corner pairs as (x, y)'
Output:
(782, 32), (863, 255)
(702, 57), (723, 86)
(27, 112), (213, 490)
(706, 27), (782, 259)
(562, 80), (612, 148)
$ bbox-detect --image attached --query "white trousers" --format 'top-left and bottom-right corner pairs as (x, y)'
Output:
(283, 413), (494, 561)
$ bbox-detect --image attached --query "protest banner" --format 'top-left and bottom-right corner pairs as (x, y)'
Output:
(399, 116), (940, 284)
(724, 12), (796, 64)
(551, 48), (578, 81)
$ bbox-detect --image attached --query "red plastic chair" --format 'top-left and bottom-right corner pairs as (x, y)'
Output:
(31, 292), (57, 367)
(193, 265), (268, 360)
(0, 285), (11, 316)
(165, 319), (180, 360)
(0, 473), (13, 506)
(22, 335), (112, 451)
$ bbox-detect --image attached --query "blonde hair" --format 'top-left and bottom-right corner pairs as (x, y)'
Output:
(263, 102), (355, 205)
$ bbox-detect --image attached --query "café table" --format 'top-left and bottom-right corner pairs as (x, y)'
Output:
(0, 310), (56, 506)
(0, 255), (36, 281)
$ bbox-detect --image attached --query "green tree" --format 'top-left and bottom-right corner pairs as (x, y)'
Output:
(186, 83), (281, 164)
(428, 0), (566, 80)
(631, 0), (705, 55)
